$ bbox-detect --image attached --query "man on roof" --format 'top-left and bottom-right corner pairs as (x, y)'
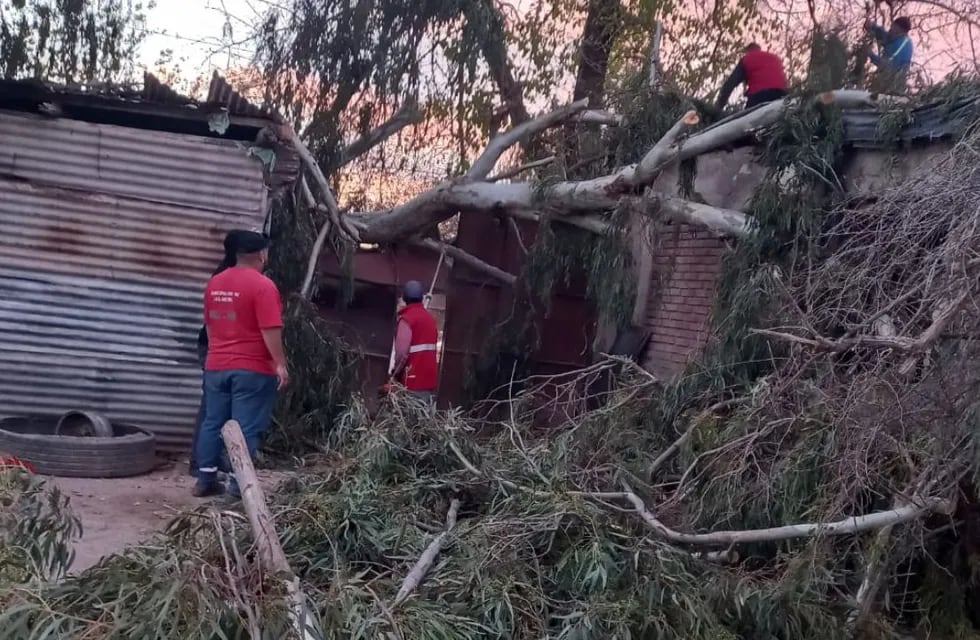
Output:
(716, 43), (788, 111)
(865, 16), (913, 92)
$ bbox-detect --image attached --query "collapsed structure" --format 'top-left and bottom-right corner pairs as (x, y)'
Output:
(3, 74), (980, 637)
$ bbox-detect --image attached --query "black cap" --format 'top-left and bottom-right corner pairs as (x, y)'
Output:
(894, 16), (911, 32)
(233, 230), (270, 254)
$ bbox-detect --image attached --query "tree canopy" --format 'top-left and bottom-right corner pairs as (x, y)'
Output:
(0, 0), (147, 83)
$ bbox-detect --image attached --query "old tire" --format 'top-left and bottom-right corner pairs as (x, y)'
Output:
(0, 416), (157, 478)
(54, 410), (113, 438)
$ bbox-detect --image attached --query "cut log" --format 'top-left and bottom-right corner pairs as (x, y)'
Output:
(632, 111), (699, 185)
(222, 421), (321, 640)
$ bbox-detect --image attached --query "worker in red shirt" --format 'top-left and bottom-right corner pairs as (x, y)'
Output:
(189, 229), (243, 476)
(193, 230), (289, 498)
(716, 43), (788, 111)
(390, 280), (439, 405)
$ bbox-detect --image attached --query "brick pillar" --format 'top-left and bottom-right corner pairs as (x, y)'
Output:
(640, 224), (726, 379)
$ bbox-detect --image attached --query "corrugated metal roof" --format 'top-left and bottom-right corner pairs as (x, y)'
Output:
(841, 97), (980, 148)
(0, 113), (268, 452)
(206, 72), (271, 119)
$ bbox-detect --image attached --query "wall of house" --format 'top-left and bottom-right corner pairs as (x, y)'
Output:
(0, 110), (271, 451)
(637, 142), (950, 379)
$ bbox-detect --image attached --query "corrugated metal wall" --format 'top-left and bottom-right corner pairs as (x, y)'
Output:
(0, 111), (269, 452)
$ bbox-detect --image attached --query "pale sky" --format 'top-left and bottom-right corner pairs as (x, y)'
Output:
(140, 0), (261, 86)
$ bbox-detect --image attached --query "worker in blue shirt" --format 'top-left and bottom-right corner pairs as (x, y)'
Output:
(865, 16), (913, 92)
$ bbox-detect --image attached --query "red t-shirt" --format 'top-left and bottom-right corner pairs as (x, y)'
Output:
(204, 266), (283, 375)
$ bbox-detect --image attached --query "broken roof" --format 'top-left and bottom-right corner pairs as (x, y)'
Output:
(0, 71), (284, 143)
(0, 72), (300, 190)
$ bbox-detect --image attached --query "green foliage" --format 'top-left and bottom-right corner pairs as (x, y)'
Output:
(711, 100), (845, 386)
(266, 296), (361, 456)
(257, 0), (577, 174)
(522, 210), (636, 330)
(0, 388), (869, 638)
(0, 0), (147, 82)
(805, 29), (850, 92)
(264, 195), (361, 456)
(0, 470), (79, 584)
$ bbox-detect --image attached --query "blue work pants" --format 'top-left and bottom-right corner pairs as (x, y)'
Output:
(195, 370), (278, 495)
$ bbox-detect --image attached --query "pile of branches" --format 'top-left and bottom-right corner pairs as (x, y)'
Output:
(0, 363), (797, 638)
(0, 350), (965, 639)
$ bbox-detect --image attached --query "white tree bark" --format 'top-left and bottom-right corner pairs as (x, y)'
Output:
(336, 101), (424, 169)
(222, 420), (320, 640)
(350, 180), (753, 243)
(576, 110), (625, 126)
(306, 90), (890, 286)
(467, 99), (589, 179)
(648, 21), (664, 88)
(622, 482), (949, 547)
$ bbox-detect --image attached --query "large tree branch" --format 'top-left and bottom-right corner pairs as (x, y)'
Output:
(468, 99), (589, 179)
(621, 481), (950, 547)
(351, 180), (753, 243)
(341, 90), (892, 273)
(289, 127), (362, 243)
(413, 238), (517, 286)
(646, 193), (753, 237)
(336, 101), (424, 169)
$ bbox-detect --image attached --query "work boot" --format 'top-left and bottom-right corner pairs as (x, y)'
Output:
(192, 480), (225, 498)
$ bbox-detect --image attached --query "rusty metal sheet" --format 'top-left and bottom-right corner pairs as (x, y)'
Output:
(0, 117), (267, 452)
(318, 244), (451, 293)
(440, 212), (596, 408)
(0, 111), (266, 216)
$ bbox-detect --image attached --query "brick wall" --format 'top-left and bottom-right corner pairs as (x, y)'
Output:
(640, 224), (727, 379)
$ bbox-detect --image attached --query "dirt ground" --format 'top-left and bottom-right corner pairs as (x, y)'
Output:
(47, 459), (287, 574)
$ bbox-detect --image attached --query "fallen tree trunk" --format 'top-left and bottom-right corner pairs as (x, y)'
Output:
(305, 89), (893, 286)
(348, 180), (754, 243)
(222, 421), (321, 640)
(350, 91), (889, 242)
